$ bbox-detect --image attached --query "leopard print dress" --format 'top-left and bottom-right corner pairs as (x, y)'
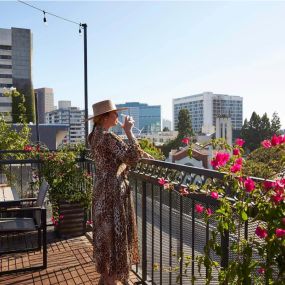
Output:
(89, 125), (142, 281)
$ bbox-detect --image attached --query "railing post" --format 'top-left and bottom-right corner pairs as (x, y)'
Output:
(221, 230), (229, 269)
(141, 181), (147, 282)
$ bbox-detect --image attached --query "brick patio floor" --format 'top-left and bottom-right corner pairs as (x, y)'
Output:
(0, 231), (139, 285)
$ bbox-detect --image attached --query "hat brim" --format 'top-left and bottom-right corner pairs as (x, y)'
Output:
(86, 107), (128, 121)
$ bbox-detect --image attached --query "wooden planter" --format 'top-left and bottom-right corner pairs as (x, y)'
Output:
(55, 202), (86, 238)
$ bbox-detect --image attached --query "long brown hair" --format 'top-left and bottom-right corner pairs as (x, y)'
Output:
(87, 112), (110, 145)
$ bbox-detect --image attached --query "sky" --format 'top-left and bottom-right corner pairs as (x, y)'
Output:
(1, 0), (285, 128)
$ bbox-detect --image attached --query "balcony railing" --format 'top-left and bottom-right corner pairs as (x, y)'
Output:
(1, 152), (262, 284)
(129, 159), (262, 285)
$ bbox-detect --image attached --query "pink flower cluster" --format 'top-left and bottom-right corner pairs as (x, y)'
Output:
(255, 226), (285, 239)
(195, 203), (213, 216)
(263, 178), (285, 204)
(51, 214), (64, 226)
(211, 152), (230, 169)
(261, 134), (285, 148)
(181, 137), (190, 145)
(230, 157), (243, 173)
(235, 138), (245, 147)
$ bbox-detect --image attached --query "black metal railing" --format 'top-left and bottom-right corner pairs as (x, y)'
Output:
(0, 151), (95, 224)
(1, 152), (264, 284)
(129, 159), (261, 285)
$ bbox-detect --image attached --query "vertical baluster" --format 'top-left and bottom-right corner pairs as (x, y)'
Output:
(169, 189), (172, 285)
(179, 194), (183, 285)
(142, 180), (147, 282)
(159, 185), (162, 285)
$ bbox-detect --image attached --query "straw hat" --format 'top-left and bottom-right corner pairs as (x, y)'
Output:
(87, 99), (128, 120)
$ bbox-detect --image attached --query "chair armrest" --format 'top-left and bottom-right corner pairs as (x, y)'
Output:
(1, 206), (43, 212)
(0, 207), (46, 228)
(20, 198), (37, 202)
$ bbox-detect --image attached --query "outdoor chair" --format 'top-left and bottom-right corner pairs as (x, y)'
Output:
(0, 179), (49, 275)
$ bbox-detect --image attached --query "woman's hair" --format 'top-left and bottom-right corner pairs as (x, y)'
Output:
(87, 112), (110, 145)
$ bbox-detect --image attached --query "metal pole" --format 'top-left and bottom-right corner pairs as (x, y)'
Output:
(34, 92), (40, 143)
(82, 23), (89, 147)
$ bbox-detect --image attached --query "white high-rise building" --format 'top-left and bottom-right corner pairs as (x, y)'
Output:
(45, 105), (85, 145)
(173, 92), (243, 135)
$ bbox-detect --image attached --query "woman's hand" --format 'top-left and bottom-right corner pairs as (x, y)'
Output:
(122, 115), (135, 135)
(141, 151), (154, 160)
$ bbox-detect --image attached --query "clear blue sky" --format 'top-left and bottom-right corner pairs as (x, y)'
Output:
(1, 1), (285, 128)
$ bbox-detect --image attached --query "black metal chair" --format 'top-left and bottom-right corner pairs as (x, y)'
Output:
(0, 179), (49, 275)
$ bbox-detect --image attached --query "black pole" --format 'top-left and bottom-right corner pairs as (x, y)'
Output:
(82, 23), (88, 147)
(34, 92), (40, 143)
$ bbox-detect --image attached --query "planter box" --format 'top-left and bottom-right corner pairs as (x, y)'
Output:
(55, 202), (86, 238)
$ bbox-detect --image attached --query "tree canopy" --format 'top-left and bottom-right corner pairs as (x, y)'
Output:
(161, 109), (193, 156)
(240, 111), (281, 152)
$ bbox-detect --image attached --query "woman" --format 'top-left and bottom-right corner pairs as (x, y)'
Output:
(88, 100), (151, 285)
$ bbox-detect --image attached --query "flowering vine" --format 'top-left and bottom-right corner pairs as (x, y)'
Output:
(157, 135), (285, 284)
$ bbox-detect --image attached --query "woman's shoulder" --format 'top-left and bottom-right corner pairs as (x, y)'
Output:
(105, 132), (124, 143)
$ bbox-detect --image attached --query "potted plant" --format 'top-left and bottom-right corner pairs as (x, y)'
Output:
(38, 144), (93, 237)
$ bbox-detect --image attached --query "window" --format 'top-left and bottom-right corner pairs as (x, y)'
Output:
(0, 74), (12, 78)
(0, 55), (12, 59)
(0, 45), (12, 50)
(0, 64), (12, 69)
(0, 83), (13, 88)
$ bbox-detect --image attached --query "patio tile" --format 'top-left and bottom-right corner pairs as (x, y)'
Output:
(0, 230), (139, 284)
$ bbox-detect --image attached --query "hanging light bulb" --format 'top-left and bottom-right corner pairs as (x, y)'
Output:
(43, 11), (47, 25)
(79, 23), (82, 35)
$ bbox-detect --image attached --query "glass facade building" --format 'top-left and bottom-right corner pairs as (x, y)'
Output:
(113, 102), (161, 135)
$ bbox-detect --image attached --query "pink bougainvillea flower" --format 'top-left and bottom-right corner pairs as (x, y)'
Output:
(244, 177), (255, 192)
(195, 204), (204, 213)
(258, 268), (265, 274)
(230, 163), (242, 173)
(271, 134), (280, 146)
(211, 152), (230, 169)
(271, 190), (284, 204)
(261, 140), (272, 148)
(24, 145), (33, 151)
(255, 226), (268, 239)
(235, 157), (243, 165)
(233, 148), (240, 156)
(158, 178), (166, 186)
(263, 180), (275, 191)
(210, 191), (219, 199)
(275, 179), (285, 190)
(86, 220), (93, 225)
(235, 138), (245, 147)
(181, 137), (190, 145)
(278, 135), (285, 144)
(179, 187), (189, 196)
(281, 217), (285, 226)
(205, 208), (213, 216)
(59, 215), (64, 220)
(275, 228), (285, 238)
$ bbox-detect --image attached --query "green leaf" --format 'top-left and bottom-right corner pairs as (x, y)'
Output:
(241, 211), (248, 221)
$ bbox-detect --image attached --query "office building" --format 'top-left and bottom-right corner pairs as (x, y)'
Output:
(34, 88), (54, 123)
(173, 92), (243, 135)
(0, 27), (33, 121)
(46, 105), (85, 144)
(58, 100), (71, 109)
(162, 119), (172, 131)
(113, 102), (161, 135)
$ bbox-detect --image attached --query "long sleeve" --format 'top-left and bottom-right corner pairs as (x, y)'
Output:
(105, 133), (143, 166)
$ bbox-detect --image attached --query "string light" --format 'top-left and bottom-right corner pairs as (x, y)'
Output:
(43, 11), (47, 24)
(79, 23), (82, 35)
(18, 0), (82, 33)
